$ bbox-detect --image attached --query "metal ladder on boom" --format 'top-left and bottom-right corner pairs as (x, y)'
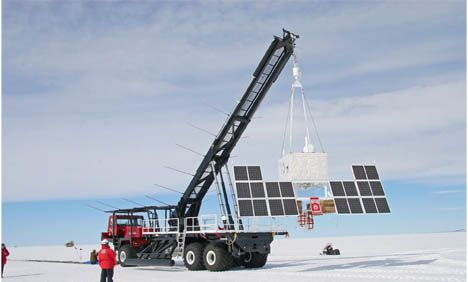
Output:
(175, 227), (186, 258)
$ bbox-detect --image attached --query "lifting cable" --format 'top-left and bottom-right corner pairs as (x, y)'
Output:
(280, 52), (325, 154)
(304, 91), (325, 153)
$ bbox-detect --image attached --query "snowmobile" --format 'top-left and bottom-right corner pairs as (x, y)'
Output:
(322, 243), (340, 255)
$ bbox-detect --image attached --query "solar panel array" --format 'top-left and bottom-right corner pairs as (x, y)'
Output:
(330, 165), (390, 214)
(234, 166), (298, 217)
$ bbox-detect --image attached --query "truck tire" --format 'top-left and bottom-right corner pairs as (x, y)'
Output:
(183, 242), (206, 271)
(242, 252), (268, 268)
(233, 256), (243, 268)
(203, 243), (233, 271)
(119, 245), (137, 267)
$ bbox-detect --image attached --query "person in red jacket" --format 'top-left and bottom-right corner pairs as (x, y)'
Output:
(98, 239), (116, 282)
(2, 243), (10, 278)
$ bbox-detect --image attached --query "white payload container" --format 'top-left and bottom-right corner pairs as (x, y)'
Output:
(278, 152), (328, 184)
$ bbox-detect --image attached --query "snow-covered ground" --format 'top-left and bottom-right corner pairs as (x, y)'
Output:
(4, 232), (466, 282)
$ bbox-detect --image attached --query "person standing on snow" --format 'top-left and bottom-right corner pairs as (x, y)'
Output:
(98, 239), (116, 282)
(90, 249), (98, 265)
(2, 243), (10, 277)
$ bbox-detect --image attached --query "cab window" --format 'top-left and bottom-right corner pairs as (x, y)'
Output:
(116, 218), (142, 226)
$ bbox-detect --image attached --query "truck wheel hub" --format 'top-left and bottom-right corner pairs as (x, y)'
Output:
(244, 252), (252, 263)
(186, 251), (195, 264)
(206, 250), (216, 265)
(120, 251), (127, 262)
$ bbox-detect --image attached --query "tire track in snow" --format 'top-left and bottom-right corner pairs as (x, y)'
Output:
(264, 270), (466, 282)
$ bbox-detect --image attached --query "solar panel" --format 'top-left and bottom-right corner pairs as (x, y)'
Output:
(352, 165), (367, 180)
(347, 198), (364, 214)
(268, 199), (284, 216)
(356, 181), (372, 196)
(282, 199), (299, 215)
(250, 182), (266, 198)
(248, 166), (263, 181)
(361, 198), (378, 213)
(374, 198), (391, 213)
(332, 165), (389, 215)
(252, 199), (269, 216)
(238, 200), (254, 216)
(279, 182), (295, 197)
(369, 181), (385, 196)
(234, 166), (298, 217)
(234, 166), (248, 181)
(236, 182), (251, 198)
(265, 182), (281, 197)
(365, 165), (379, 180)
(343, 181), (359, 196)
(330, 181), (345, 196)
(334, 198), (350, 214)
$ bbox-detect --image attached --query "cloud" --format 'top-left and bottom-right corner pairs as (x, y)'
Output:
(235, 80), (466, 182)
(2, 1), (465, 201)
(3, 80), (464, 201)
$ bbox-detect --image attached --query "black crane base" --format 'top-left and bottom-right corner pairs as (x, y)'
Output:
(124, 258), (175, 267)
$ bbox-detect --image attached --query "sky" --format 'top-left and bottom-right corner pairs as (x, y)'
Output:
(2, 1), (466, 246)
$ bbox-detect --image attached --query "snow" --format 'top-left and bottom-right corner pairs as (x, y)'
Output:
(4, 232), (466, 282)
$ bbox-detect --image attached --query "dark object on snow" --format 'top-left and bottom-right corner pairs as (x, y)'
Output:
(90, 250), (98, 265)
(322, 243), (340, 255)
(65, 241), (75, 247)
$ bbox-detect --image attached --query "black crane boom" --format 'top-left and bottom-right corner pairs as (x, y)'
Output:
(178, 30), (298, 218)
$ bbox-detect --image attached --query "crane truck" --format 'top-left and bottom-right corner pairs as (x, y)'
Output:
(101, 29), (298, 271)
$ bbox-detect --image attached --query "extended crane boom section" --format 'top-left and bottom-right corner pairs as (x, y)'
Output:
(178, 30), (297, 218)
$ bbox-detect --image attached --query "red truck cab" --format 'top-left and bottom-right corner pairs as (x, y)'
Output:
(101, 214), (144, 240)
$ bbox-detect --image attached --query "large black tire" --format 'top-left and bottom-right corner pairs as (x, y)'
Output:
(183, 242), (206, 271)
(242, 252), (268, 268)
(334, 249), (340, 255)
(232, 257), (243, 268)
(118, 245), (137, 267)
(203, 243), (233, 271)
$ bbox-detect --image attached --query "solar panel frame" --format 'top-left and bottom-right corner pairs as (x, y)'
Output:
(374, 197), (391, 213)
(352, 165), (367, 180)
(250, 182), (266, 198)
(252, 199), (269, 216)
(347, 198), (364, 214)
(234, 166), (299, 217)
(330, 181), (346, 196)
(238, 200), (254, 216)
(369, 181), (385, 196)
(357, 181), (372, 196)
(247, 166), (263, 181)
(235, 182), (251, 198)
(343, 181), (359, 196)
(268, 199), (284, 216)
(265, 182), (281, 197)
(233, 166), (248, 181)
(365, 165), (379, 180)
(361, 198), (378, 213)
(334, 198), (351, 214)
(282, 199), (299, 215)
(331, 165), (389, 216)
(279, 182), (295, 197)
